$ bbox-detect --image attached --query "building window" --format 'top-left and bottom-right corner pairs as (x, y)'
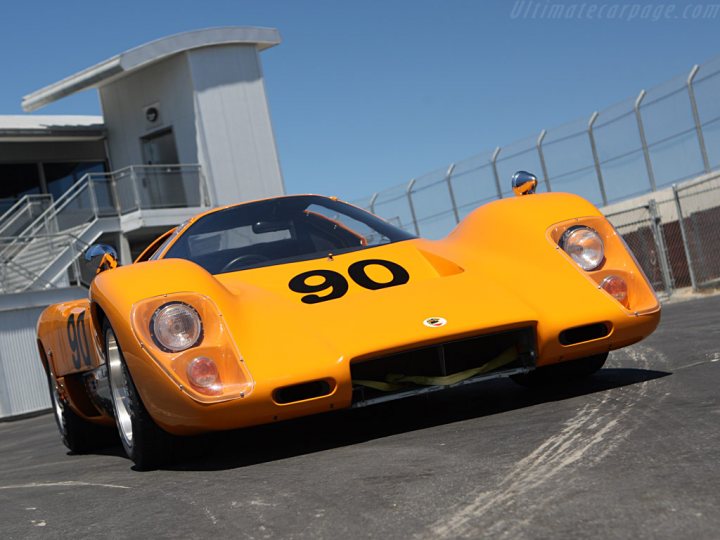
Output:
(44, 162), (106, 201)
(0, 161), (107, 210)
(0, 163), (41, 199)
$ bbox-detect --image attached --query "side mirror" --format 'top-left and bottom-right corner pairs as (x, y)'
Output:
(84, 244), (119, 276)
(511, 171), (538, 197)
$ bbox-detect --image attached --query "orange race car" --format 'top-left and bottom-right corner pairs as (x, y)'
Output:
(37, 171), (660, 468)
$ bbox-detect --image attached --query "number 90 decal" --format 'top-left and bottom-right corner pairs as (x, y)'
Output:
(289, 258), (410, 304)
(66, 311), (93, 369)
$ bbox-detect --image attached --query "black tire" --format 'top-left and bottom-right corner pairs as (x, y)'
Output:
(103, 319), (173, 469)
(511, 352), (608, 388)
(46, 368), (115, 453)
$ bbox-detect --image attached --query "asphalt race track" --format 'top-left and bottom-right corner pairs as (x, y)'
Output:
(2, 295), (720, 539)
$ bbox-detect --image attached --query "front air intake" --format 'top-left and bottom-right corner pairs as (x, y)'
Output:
(273, 380), (333, 404)
(559, 323), (610, 345)
(350, 327), (536, 405)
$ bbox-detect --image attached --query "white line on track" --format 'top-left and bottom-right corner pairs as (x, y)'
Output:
(426, 345), (666, 539)
(673, 352), (720, 371)
(0, 481), (130, 490)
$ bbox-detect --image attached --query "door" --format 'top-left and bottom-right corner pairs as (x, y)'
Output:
(140, 129), (185, 208)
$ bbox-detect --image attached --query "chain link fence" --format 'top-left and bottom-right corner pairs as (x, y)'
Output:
(604, 201), (674, 295)
(672, 174), (720, 290)
(354, 54), (720, 296)
(600, 172), (720, 297)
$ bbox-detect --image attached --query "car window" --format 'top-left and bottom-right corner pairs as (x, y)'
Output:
(149, 220), (189, 261)
(187, 226), (291, 258)
(303, 204), (392, 246)
(134, 228), (176, 263)
(163, 196), (415, 274)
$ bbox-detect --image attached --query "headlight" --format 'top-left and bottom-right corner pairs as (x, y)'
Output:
(150, 302), (203, 352)
(559, 226), (604, 271)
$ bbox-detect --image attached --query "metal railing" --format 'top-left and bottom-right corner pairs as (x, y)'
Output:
(0, 194), (53, 242)
(0, 234), (71, 290)
(86, 164), (212, 216)
(0, 164), (211, 293)
(356, 54), (720, 241)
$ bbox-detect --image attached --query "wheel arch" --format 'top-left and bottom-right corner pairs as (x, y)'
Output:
(89, 300), (109, 354)
(37, 339), (50, 374)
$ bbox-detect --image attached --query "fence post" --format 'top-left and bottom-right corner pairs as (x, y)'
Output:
(672, 184), (698, 291)
(406, 178), (421, 236)
(588, 112), (608, 206)
(634, 90), (657, 192)
(43, 212), (54, 255)
(369, 192), (378, 214)
(647, 199), (673, 295)
(686, 65), (711, 174)
(86, 174), (99, 218)
(110, 174), (121, 217)
(445, 163), (460, 224)
(491, 147), (503, 199)
(130, 166), (142, 212)
(536, 129), (551, 192)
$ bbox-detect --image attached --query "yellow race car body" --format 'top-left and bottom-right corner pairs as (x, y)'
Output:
(37, 190), (660, 465)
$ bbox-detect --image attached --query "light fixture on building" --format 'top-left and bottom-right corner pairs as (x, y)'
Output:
(145, 106), (159, 123)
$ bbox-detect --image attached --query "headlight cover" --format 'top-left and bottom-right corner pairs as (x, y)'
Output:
(150, 302), (203, 352)
(559, 226), (605, 271)
(131, 293), (254, 403)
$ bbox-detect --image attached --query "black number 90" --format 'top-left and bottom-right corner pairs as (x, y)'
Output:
(289, 259), (410, 304)
(66, 312), (92, 369)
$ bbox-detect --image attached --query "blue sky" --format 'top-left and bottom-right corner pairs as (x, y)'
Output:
(1, 0), (718, 200)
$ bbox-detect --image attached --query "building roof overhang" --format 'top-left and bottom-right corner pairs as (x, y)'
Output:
(0, 115), (105, 141)
(22, 26), (281, 112)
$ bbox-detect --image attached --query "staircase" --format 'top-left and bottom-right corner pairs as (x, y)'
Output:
(0, 180), (102, 293)
(0, 194), (53, 243)
(0, 164), (210, 294)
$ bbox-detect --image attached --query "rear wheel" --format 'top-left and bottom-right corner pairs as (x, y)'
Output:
(511, 352), (608, 388)
(46, 369), (115, 453)
(104, 320), (172, 469)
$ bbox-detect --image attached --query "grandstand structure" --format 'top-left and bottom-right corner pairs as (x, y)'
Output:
(0, 27), (284, 418)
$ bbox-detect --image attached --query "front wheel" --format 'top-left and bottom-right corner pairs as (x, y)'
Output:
(511, 352), (608, 388)
(104, 321), (172, 469)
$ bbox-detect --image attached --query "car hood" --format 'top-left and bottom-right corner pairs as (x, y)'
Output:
(212, 239), (541, 374)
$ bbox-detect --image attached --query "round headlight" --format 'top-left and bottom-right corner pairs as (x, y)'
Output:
(151, 302), (203, 352)
(560, 226), (605, 271)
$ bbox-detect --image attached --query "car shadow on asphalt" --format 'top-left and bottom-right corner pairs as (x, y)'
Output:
(152, 367), (670, 472)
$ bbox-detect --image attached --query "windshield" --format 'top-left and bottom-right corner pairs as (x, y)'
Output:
(163, 195), (416, 274)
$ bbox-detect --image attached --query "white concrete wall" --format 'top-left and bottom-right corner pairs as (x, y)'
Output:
(98, 44), (284, 207)
(0, 288), (86, 419)
(0, 306), (50, 418)
(188, 45), (284, 204)
(601, 170), (720, 230)
(99, 54), (198, 169)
